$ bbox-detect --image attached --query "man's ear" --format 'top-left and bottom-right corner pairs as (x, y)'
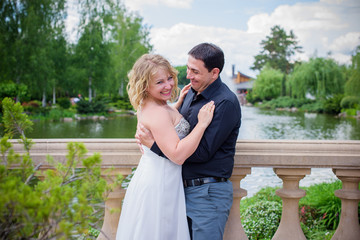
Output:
(211, 68), (220, 80)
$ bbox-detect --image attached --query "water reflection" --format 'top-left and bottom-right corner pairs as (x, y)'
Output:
(26, 116), (138, 139)
(238, 106), (360, 140)
(2, 106), (358, 140)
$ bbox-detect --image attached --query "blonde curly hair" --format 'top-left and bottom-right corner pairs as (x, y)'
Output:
(127, 54), (179, 110)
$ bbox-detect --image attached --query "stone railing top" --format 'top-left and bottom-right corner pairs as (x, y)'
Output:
(235, 139), (360, 169)
(6, 139), (360, 170)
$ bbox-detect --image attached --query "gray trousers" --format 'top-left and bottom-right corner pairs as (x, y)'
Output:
(184, 180), (233, 240)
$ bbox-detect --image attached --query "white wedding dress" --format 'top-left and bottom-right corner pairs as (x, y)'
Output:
(116, 117), (191, 240)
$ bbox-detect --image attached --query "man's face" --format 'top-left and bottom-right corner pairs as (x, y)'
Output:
(186, 55), (218, 94)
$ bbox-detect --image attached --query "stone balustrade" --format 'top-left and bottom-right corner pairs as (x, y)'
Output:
(7, 139), (360, 240)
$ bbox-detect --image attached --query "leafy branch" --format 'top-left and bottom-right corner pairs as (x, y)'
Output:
(0, 97), (122, 239)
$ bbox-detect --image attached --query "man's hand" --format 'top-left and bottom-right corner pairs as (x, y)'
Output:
(135, 123), (155, 152)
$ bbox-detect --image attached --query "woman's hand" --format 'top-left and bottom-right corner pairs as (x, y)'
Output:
(197, 101), (215, 128)
(174, 83), (191, 109)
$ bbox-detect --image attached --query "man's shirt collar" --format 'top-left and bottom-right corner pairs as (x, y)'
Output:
(190, 77), (222, 101)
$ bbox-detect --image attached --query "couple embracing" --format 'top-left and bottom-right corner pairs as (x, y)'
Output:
(116, 43), (241, 240)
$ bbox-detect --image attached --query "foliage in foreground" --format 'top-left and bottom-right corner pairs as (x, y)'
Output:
(0, 97), (122, 239)
(239, 180), (359, 240)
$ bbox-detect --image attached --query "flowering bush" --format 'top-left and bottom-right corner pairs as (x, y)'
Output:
(242, 201), (282, 240)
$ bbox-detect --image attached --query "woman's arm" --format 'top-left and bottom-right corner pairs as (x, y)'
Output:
(173, 83), (191, 110)
(143, 101), (214, 165)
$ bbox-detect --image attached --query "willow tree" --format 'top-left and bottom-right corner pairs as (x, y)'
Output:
(288, 57), (345, 100)
(252, 65), (284, 101)
(345, 46), (360, 97)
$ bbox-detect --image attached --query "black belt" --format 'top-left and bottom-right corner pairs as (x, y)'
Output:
(183, 177), (227, 188)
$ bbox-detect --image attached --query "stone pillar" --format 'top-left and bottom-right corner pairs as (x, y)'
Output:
(272, 168), (311, 240)
(97, 168), (132, 240)
(224, 167), (251, 240)
(332, 169), (360, 240)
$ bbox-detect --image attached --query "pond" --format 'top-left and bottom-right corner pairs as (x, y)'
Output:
(20, 106), (360, 140)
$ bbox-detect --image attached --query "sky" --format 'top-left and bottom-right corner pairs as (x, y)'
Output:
(66, 0), (360, 78)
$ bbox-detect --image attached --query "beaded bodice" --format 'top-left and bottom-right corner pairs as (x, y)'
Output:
(175, 117), (190, 139)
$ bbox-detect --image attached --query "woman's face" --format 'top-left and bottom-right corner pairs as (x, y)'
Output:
(147, 67), (174, 103)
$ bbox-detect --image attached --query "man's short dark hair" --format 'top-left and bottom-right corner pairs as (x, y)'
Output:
(188, 43), (225, 73)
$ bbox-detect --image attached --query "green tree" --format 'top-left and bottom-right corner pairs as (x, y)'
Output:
(175, 65), (188, 86)
(74, 19), (110, 102)
(252, 65), (284, 101)
(0, 0), (67, 105)
(0, 1), (31, 102)
(344, 45), (360, 98)
(288, 57), (345, 100)
(108, 4), (152, 97)
(251, 25), (302, 95)
(50, 35), (70, 104)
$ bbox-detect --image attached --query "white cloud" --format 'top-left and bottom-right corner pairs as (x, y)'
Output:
(124, 0), (193, 12)
(149, 0), (360, 76)
(150, 23), (262, 77)
(329, 32), (360, 54)
(246, 0), (360, 65)
(66, 0), (360, 77)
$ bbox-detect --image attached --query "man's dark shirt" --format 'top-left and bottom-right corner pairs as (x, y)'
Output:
(151, 77), (241, 180)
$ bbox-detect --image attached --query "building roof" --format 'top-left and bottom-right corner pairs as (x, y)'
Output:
(237, 71), (253, 79)
(235, 80), (254, 90)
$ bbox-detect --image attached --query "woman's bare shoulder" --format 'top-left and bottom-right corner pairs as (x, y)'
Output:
(139, 103), (171, 129)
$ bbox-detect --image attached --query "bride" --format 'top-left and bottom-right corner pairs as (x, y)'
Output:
(116, 54), (215, 240)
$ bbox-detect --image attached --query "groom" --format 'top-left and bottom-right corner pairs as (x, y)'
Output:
(137, 42), (241, 240)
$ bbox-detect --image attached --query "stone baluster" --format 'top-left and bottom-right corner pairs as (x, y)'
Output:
(224, 167), (251, 240)
(97, 168), (132, 240)
(272, 168), (311, 240)
(331, 169), (360, 240)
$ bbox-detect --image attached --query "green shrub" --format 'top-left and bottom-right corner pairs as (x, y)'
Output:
(22, 101), (51, 116)
(342, 108), (357, 116)
(241, 187), (281, 213)
(57, 98), (71, 109)
(300, 181), (343, 230)
(323, 95), (343, 114)
(246, 91), (262, 104)
(260, 96), (313, 110)
(301, 221), (334, 240)
(49, 108), (63, 121)
(242, 201), (282, 240)
(62, 109), (76, 118)
(76, 100), (106, 114)
(240, 181), (359, 239)
(114, 99), (133, 110)
(340, 96), (360, 109)
(0, 97), (122, 239)
(299, 101), (324, 113)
